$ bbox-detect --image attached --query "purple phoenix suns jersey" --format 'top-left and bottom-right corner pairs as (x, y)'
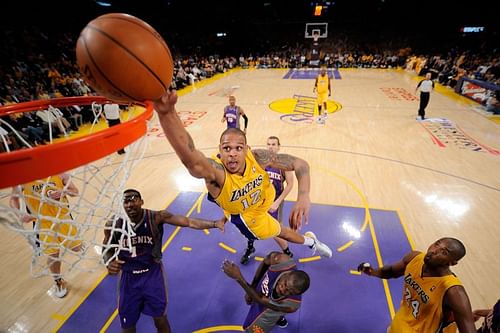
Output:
(224, 105), (240, 129)
(265, 166), (284, 199)
(112, 209), (164, 272)
(243, 258), (301, 332)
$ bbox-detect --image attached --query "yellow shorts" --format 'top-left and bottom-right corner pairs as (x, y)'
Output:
(39, 218), (81, 255)
(317, 92), (328, 106)
(230, 213), (281, 240)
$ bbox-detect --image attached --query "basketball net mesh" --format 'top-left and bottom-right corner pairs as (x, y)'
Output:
(0, 101), (148, 277)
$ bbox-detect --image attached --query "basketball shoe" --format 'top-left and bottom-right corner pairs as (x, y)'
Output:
(53, 278), (68, 298)
(277, 316), (288, 328)
(304, 231), (332, 258)
(240, 246), (256, 265)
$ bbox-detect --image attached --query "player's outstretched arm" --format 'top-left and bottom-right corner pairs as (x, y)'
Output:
(253, 149), (310, 230)
(154, 90), (221, 182)
(156, 210), (226, 231)
(222, 259), (297, 313)
(358, 251), (420, 279)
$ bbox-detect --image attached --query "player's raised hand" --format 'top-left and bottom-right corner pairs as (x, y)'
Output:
(107, 259), (125, 275)
(47, 189), (63, 200)
(215, 216), (227, 232)
(222, 259), (243, 280)
(153, 89), (178, 116)
(289, 196), (310, 230)
(244, 293), (253, 305)
(357, 262), (373, 275)
(20, 213), (36, 223)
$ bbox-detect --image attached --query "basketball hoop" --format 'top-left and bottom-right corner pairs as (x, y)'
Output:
(313, 32), (320, 43)
(0, 96), (152, 277)
(0, 96), (152, 188)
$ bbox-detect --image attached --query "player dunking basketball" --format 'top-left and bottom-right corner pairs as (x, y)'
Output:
(103, 189), (226, 333)
(153, 90), (332, 259)
(240, 136), (295, 264)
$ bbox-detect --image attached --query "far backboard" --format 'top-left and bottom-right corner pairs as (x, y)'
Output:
(305, 22), (328, 39)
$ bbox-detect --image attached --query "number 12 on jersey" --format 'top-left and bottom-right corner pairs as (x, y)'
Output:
(241, 190), (261, 210)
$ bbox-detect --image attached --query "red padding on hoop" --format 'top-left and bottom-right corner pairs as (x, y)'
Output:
(0, 98), (153, 189)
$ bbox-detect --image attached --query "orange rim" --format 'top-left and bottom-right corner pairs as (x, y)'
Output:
(0, 97), (153, 189)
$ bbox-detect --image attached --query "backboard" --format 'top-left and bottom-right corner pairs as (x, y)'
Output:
(305, 22), (328, 39)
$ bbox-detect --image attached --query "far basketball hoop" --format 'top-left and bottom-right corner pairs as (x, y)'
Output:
(305, 22), (328, 40)
(305, 23), (327, 68)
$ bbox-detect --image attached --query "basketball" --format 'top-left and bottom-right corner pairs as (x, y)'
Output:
(76, 13), (173, 102)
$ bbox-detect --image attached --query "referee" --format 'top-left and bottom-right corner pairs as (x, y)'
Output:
(415, 72), (434, 120)
(103, 103), (126, 155)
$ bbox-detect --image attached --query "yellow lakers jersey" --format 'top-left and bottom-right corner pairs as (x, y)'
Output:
(23, 175), (70, 219)
(213, 150), (275, 219)
(316, 74), (329, 94)
(389, 253), (462, 333)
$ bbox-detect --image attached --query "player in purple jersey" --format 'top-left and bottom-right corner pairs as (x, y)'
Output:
(241, 136), (295, 264)
(102, 189), (226, 333)
(221, 95), (248, 133)
(223, 251), (310, 332)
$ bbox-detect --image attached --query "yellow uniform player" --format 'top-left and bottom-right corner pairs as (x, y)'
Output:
(313, 67), (331, 123)
(153, 90), (334, 259)
(10, 173), (81, 298)
(359, 238), (477, 333)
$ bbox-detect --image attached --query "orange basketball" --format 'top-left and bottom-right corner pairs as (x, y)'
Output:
(76, 13), (173, 102)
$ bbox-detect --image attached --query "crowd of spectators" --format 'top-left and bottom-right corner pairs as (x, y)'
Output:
(1, 26), (499, 151)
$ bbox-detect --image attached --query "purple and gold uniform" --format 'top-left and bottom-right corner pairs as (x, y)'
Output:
(110, 209), (168, 329)
(223, 105), (240, 129)
(23, 175), (80, 254)
(244, 257), (301, 333)
(315, 73), (330, 106)
(389, 253), (463, 333)
(265, 166), (285, 220)
(210, 150), (281, 240)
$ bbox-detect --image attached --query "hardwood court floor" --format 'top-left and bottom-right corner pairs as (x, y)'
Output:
(0, 68), (499, 332)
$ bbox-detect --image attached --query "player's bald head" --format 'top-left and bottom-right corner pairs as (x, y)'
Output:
(220, 127), (247, 144)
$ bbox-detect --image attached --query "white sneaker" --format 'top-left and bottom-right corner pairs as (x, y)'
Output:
(53, 279), (68, 298)
(304, 231), (332, 258)
(316, 116), (325, 124)
(323, 112), (328, 119)
(416, 116), (422, 121)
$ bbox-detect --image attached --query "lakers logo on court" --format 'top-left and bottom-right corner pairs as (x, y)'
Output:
(269, 94), (342, 124)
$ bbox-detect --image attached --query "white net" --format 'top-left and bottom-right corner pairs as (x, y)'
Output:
(0, 99), (148, 277)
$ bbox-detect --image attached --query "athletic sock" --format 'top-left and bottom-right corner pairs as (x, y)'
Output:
(303, 236), (314, 247)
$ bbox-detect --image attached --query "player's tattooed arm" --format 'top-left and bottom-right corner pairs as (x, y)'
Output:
(253, 149), (309, 173)
(153, 90), (217, 181)
(206, 158), (223, 188)
(207, 158), (224, 171)
(252, 149), (271, 166)
(253, 148), (309, 193)
(254, 148), (311, 229)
